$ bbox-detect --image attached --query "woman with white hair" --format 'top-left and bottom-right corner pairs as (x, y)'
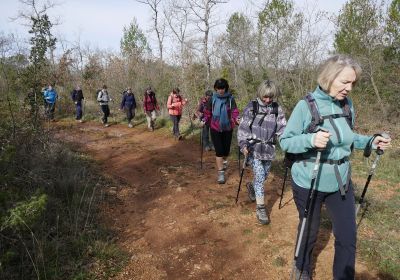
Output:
(280, 54), (391, 280)
(237, 80), (287, 225)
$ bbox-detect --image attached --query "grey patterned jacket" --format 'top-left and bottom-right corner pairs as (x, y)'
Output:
(237, 98), (287, 161)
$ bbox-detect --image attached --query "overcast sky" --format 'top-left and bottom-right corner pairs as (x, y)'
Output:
(0, 0), (348, 53)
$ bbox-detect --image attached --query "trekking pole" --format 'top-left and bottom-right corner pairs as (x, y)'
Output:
(355, 133), (389, 216)
(82, 99), (85, 121)
(238, 146), (241, 177)
(290, 128), (327, 280)
(290, 149), (322, 279)
(200, 128), (203, 169)
(278, 165), (289, 209)
(235, 153), (248, 204)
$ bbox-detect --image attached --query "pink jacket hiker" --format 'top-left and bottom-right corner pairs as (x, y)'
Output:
(167, 93), (187, 116)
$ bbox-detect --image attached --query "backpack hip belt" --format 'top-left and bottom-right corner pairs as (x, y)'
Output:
(284, 92), (353, 196)
(299, 155), (350, 196)
(247, 138), (276, 146)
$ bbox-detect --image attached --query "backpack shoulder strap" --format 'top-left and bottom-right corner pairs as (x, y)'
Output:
(271, 101), (279, 117)
(339, 97), (353, 129)
(304, 93), (322, 133)
(249, 100), (258, 132)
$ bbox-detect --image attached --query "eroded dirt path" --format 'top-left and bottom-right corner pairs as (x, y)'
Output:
(55, 120), (380, 280)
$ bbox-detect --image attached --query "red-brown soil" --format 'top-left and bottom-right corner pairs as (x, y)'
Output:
(55, 120), (382, 280)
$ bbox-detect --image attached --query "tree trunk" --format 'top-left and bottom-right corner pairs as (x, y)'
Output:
(368, 60), (387, 118)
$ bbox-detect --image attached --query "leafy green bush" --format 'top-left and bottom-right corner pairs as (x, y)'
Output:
(3, 194), (47, 231)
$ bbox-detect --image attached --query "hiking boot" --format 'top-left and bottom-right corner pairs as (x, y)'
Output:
(223, 160), (228, 171)
(79, 119), (83, 123)
(178, 135), (183, 140)
(204, 146), (211, 152)
(104, 124), (109, 127)
(246, 182), (256, 202)
(256, 204), (270, 225)
(217, 170), (225, 184)
(128, 122), (133, 128)
(294, 267), (311, 280)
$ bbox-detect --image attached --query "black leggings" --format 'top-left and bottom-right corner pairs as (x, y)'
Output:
(210, 129), (233, 157)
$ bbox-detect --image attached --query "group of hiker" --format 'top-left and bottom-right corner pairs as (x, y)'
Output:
(94, 84), (161, 129)
(42, 84), (161, 130)
(189, 55), (391, 280)
(40, 54), (393, 280)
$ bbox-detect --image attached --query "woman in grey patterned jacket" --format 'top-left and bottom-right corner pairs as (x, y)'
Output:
(237, 80), (287, 225)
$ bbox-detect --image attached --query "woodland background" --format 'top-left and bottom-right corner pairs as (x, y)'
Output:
(0, 0), (399, 279)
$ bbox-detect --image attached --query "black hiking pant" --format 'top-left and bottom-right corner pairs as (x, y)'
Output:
(100, 105), (110, 124)
(75, 101), (83, 120)
(125, 107), (135, 122)
(292, 181), (356, 280)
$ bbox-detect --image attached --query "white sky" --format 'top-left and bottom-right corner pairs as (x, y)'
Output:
(0, 0), (348, 53)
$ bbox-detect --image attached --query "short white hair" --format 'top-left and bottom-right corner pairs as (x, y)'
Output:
(317, 54), (362, 92)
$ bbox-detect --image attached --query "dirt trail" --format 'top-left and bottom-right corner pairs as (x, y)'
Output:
(55, 120), (381, 280)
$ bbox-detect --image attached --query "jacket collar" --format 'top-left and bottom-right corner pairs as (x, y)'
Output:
(314, 86), (335, 102)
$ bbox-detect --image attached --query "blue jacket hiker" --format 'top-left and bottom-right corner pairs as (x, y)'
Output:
(238, 80), (287, 225)
(43, 84), (58, 121)
(120, 88), (136, 127)
(279, 55), (391, 280)
(71, 86), (84, 122)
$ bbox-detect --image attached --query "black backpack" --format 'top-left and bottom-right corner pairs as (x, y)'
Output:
(249, 100), (279, 144)
(96, 89), (102, 100)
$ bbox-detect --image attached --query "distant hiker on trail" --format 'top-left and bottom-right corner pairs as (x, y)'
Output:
(237, 80), (287, 225)
(195, 90), (214, 151)
(167, 87), (187, 140)
(279, 54), (391, 280)
(120, 87), (136, 128)
(97, 84), (111, 127)
(202, 78), (240, 184)
(43, 83), (58, 121)
(70, 85), (84, 122)
(143, 87), (159, 131)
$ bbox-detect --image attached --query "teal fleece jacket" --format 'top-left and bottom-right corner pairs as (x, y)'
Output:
(279, 86), (372, 193)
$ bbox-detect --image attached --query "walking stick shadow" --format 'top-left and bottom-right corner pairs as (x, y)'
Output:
(277, 196), (293, 209)
(310, 207), (333, 275)
(132, 119), (146, 127)
(265, 164), (293, 213)
(265, 179), (286, 215)
(356, 202), (370, 228)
